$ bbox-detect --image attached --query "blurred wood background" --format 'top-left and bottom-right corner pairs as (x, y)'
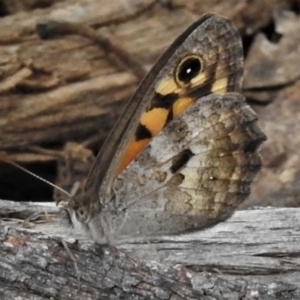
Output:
(1, 0), (300, 299)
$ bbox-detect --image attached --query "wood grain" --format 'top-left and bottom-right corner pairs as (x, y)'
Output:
(1, 199), (300, 299)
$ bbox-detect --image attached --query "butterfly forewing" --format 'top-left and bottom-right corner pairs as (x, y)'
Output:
(85, 13), (243, 194)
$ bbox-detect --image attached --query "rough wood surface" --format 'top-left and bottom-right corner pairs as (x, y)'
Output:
(1, 199), (300, 300)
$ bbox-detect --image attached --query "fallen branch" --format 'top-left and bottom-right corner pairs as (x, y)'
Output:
(1, 199), (300, 300)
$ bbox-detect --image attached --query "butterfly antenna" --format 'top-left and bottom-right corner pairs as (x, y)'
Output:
(0, 152), (71, 197)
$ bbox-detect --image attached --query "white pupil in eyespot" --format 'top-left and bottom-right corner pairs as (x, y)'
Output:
(178, 57), (201, 83)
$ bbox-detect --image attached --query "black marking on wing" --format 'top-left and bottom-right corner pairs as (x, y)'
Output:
(170, 149), (195, 173)
(135, 123), (152, 141)
(150, 92), (178, 110)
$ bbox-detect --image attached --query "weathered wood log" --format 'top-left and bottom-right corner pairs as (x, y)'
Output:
(1, 199), (300, 299)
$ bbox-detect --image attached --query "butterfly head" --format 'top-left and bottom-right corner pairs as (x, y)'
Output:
(61, 182), (101, 225)
(68, 197), (91, 224)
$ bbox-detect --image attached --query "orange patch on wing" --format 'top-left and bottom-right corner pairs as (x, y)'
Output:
(117, 138), (150, 174)
(140, 107), (169, 135)
(117, 107), (169, 174)
(116, 99), (199, 174)
(172, 97), (194, 117)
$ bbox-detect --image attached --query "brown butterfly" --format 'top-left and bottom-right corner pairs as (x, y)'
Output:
(54, 13), (266, 244)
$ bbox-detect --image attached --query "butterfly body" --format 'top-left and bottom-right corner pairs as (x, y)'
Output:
(62, 13), (266, 244)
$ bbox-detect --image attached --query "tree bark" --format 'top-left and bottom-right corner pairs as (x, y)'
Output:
(1, 199), (300, 300)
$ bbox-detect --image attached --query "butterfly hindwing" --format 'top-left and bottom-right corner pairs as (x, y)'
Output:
(110, 93), (265, 238)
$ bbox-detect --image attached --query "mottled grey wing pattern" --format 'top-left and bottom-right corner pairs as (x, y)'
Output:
(106, 93), (266, 239)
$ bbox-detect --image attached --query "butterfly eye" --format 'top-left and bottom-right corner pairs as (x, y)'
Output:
(176, 56), (202, 84)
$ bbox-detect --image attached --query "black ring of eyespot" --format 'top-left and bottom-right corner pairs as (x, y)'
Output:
(175, 55), (203, 86)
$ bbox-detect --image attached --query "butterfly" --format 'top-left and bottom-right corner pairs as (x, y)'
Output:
(58, 13), (266, 244)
